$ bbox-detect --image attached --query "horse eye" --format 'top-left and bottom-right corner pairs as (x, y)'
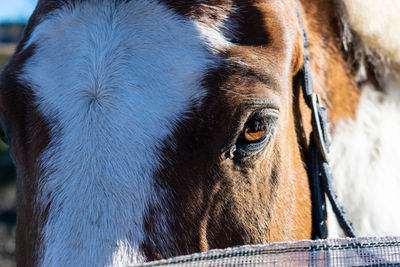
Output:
(239, 117), (269, 145)
(244, 128), (267, 142)
(231, 112), (277, 160)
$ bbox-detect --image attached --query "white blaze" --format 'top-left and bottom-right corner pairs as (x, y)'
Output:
(20, 0), (224, 265)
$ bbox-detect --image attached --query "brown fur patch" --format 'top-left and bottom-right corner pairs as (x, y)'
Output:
(299, 0), (362, 127)
(0, 45), (52, 266)
(142, 0), (313, 259)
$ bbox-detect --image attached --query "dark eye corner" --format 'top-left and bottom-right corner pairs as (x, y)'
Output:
(0, 117), (9, 145)
(229, 109), (278, 160)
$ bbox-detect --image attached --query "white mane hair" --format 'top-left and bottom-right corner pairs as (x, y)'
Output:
(334, 0), (400, 81)
(329, 0), (400, 237)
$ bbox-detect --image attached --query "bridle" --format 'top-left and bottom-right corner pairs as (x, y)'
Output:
(295, 0), (356, 239)
(296, 9), (392, 264)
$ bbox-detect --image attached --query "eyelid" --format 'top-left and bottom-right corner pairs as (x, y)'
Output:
(256, 108), (279, 119)
(244, 110), (279, 131)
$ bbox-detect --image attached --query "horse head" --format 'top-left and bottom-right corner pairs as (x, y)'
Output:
(0, 0), (379, 266)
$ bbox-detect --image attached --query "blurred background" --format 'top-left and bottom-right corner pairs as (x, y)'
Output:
(0, 1), (38, 266)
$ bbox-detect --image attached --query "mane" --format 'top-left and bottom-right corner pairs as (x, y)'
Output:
(335, 0), (400, 83)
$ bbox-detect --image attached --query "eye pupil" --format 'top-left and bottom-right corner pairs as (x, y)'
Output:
(244, 128), (267, 142)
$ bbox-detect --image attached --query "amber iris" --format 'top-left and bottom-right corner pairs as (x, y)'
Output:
(244, 128), (267, 142)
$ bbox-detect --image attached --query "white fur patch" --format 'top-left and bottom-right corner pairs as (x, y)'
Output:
(20, 0), (223, 265)
(331, 1), (400, 237)
(329, 78), (400, 237)
(339, 0), (400, 75)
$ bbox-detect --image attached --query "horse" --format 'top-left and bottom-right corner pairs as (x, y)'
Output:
(1, 0), (400, 266)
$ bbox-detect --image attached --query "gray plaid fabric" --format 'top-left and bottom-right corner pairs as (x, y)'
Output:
(133, 237), (400, 266)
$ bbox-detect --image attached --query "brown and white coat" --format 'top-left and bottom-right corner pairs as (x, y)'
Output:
(0, 0), (399, 266)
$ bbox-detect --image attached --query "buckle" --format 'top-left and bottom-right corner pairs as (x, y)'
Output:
(310, 93), (330, 162)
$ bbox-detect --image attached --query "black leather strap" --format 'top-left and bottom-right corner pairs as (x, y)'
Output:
(307, 135), (328, 239)
(295, 0), (356, 239)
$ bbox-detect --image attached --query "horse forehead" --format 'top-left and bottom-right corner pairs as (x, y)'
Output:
(21, 0), (224, 115)
(14, 0), (228, 265)
(21, 0), (300, 94)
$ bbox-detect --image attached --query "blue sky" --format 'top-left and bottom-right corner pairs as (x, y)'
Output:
(0, 0), (38, 23)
